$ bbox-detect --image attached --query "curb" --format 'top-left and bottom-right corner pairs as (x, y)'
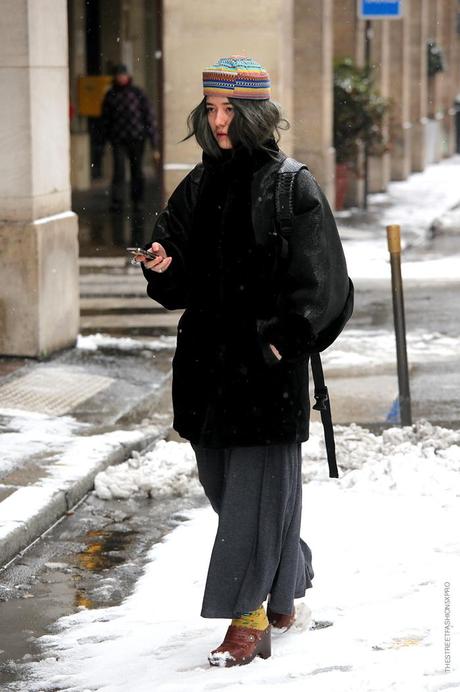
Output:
(0, 426), (166, 570)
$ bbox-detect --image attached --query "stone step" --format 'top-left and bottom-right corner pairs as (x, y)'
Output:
(79, 257), (126, 268)
(80, 296), (163, 314)
(79, 283), (148, 298)
(79, 273), (145, 284)
(80, 311), (181, 336)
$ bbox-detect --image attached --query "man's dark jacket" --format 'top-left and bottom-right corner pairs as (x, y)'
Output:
(100, 80), (157, 147)
(142, 144), (353, 448)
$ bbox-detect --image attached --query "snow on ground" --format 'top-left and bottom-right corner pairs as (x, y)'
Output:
(0, 409), (86, 476)
(339, 155), (460, 280)
(373, 155), (460, 237)
(77, 333), (177, 352)
(15, 421), (459, 691)
(345, 246), (460, 281)
(323, 329), (460, 373)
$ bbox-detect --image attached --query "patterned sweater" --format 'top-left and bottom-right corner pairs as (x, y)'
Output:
(100, 80), (158, 148)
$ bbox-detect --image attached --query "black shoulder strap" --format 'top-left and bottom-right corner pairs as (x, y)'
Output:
(275, 158), (339, 479)
(275, 157), (307, 260)
(310, 353), (339, 478)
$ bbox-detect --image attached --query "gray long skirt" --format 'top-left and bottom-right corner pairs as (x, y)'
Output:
(191, 442), (314, 619)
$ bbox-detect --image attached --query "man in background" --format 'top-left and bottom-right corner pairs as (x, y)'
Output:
(100, 64), (160, 213)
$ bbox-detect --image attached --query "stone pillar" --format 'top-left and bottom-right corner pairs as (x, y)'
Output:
(369, 20), (391, 192)
(442, 0), (458, 156)
(68, 0), (91, 191)
(427, 0), (444, 161)
(0, 0), (79, 357)
(409, 0), (429, 171)
(333, 0), (366, 206)
(334, 0), (365, 63)
(293, 0), (334, 201)
(453, 1), (460, 114)
(389, 0), (412, 180)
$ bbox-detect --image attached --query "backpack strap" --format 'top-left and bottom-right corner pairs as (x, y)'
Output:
(275, 157), (307, 260)
(310, 353), (339, 478)
(275, 157), (339, 479)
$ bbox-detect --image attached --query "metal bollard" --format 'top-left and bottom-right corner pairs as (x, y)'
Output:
(386, 224), (412, 426)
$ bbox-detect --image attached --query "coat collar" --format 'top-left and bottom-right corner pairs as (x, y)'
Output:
(202, 140), (280, 177)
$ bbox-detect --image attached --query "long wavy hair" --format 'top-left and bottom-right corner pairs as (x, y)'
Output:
(183, 97), (290, 158)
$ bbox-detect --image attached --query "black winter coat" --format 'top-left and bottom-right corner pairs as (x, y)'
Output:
(142, 144), (352, 448)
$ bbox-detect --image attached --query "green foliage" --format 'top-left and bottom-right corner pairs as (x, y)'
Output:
(334, 58), (390, 167)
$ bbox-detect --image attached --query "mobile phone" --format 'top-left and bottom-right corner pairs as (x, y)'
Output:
(126, 247), (159, 261)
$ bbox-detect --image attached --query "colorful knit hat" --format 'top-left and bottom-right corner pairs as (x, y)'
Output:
(203, 55), (271, 100)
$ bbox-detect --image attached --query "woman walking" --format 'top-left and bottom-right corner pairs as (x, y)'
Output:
(137, 56), (352, 668)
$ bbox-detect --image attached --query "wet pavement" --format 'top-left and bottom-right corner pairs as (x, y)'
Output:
(73, 176), (161, 257)
(0, 486), (206, 688)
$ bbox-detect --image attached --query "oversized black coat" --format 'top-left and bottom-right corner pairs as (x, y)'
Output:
(142, 144), (352, 448)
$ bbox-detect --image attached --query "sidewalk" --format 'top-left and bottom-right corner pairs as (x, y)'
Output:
(0, 336), (176, 567)
(1, 155), (460, 570)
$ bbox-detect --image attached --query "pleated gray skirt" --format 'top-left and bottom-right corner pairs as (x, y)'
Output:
(191, 442), (314, 619)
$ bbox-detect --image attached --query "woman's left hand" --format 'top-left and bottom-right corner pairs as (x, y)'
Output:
(269, 344), (282, 361)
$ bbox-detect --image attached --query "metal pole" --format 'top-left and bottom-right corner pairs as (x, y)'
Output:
(386, 224), (412, 426)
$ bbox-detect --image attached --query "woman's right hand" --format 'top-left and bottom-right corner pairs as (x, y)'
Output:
(135, 242), (172, 273)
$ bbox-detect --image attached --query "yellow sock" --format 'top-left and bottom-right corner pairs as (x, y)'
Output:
(232, 606), (269, 631)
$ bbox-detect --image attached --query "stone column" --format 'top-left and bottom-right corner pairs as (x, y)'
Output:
(453, 1), (460, 117)
(334, 0), (365, 63)
(0, 0), (79, 357)
(427, 0), (444, 161)
(333, 0), (366, 206)
(68, 0), (91, 191)
(409, 0), (429, 171)
(389, 0), (412, 180)
(442, 0), (458, 156)
(369, 20), (391, 192)
(293, 0), (334, 201)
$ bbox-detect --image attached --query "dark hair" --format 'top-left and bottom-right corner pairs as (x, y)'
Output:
(183, 97), (290, 158)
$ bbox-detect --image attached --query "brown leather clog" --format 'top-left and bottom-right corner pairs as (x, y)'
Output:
(208, 624), (271, 668)
(267, 604), (296, 632)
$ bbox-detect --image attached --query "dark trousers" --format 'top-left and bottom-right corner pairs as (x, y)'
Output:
(111, 139), (145, 208)
(191, 442), (314, 619)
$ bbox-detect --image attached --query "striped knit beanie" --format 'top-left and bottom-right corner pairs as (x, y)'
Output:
(203, 55), (271, 100)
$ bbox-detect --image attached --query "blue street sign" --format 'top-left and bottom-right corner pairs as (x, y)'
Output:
(358, 1), (403, 19)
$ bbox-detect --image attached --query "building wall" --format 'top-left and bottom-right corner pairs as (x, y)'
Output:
(0, 0), (79, 357)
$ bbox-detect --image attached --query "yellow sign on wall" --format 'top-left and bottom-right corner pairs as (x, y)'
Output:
(78, 76), (113, 117)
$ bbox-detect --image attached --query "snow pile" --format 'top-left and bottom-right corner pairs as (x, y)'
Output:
(92, 420), (460, 504)
(77, 333), (176, 352)
(94, 439), (200, 500)
(430, 207), (460, 235)
(302, 420), (460, 496)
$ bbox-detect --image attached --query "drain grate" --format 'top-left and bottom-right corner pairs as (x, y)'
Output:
(0, 367), (114, 416)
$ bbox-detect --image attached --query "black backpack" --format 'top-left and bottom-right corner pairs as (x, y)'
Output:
(275, 157), (353, 479)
